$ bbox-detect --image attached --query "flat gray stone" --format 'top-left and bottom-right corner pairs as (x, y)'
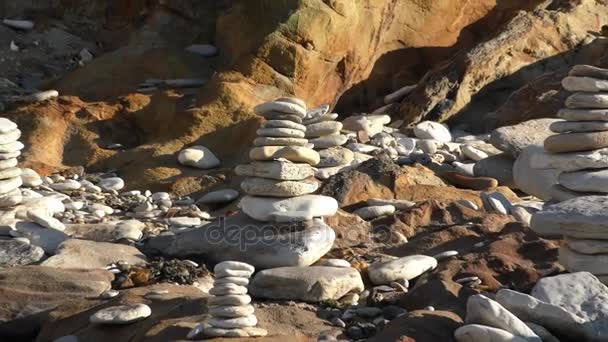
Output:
(240, 177), (318, 197)
(566, 236), (608, 255)
(0, 151), (20, 160)
(559, 245), (608, 275)
(260, 120), (306, 131)
(208, 294), (251, 307)
(305, 121), (342, 138)
(559, 168), (608, 193)
(254, 100), (306, 117)
(253, 137), (308, 147)
(566, 93), (608, 109)
(558, 108), (608, 121)
(545, 131), (608, 153)
(197, 189), (239, 204)
(214, 260), (255, 273)
(562, 76), (608, 92)
(0, 158), (17, 169)
(531, 196), (608, 239)
(235, 161), (315, 180)
(249, 266), (364, 302)
(303, 113), (338, 125)
(569, 65), (608, 79)
(532, 272), (608, 340)
(317, 146), (354, 167)
(353, 205), (395, 220)
(209, 283), (248, 295)
(256, 127), (305, 138)
(309, 134), (348, 149)
(208, 304), (255, 318)
(145, 213), (335, 268)
(490, 119), (558, 158)
(550, 120), (608, 133)
(0, 238), (44, 267)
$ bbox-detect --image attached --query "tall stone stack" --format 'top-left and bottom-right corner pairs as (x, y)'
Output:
(236, 97), (339, 223)
(535, 65), (608, 197)
(0, 118), (23, 208)
(203, 261), (267, 338)
(303, 105), (354, 174)
(530, 65), (608, 284)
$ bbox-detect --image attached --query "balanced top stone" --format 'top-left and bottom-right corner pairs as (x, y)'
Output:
(0, 118), (17, 134)
(254, 100), (306, 118)
(569, 65), (608, 79)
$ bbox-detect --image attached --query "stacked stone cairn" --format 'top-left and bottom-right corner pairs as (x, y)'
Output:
(303, 105), (354, 179)
(530, 65), (608, 284)
(0, 118), (24, 208)
(535, 65), (608, 197)
(236, 97), (339, 223)
(202, 261), (267, 338)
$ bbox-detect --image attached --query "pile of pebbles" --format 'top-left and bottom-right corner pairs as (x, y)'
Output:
(0, 118), (24, 208)
(236, 97), (338, 222)
(534, 65), (608, 197)
(198, 261), (267, 338)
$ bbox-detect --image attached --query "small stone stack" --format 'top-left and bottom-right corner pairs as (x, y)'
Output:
(304, 105), (353, 177)
(537, 65), (608, 197)
(236, 97), (338, 222)
(0, 118), (23, 208)
(531, 196), (608, 284)
(204, 261), (267, 338)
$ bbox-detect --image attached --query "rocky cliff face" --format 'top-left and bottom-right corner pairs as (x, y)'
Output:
(1, 0), (606, 189)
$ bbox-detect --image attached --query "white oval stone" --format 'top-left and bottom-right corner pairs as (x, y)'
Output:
(208, 294), (251, 306)
(0, 118), (17, 134)
(239, 195), (338, 222)
(414, 121), (452, 142)
(0, 129), (21, 144)
(214, 276), (249, 286)
(0, 176), (22, 195)
(98, 177), (125, 191)
(178, 145), (220, 169)
(209, 283), (248, 295)
(208, 304), (255, 318)
(49, 180), (81, 192)
(208, 314), (257, 329)
(367, 255), (437, 285)
(0, 141), (24, 153)
(89, 303), (151, 324)
(0, 167), (21, 180)
(214, 261), (255, 273)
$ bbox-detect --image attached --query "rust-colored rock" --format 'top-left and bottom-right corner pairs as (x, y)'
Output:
(439, 171), (499, 190)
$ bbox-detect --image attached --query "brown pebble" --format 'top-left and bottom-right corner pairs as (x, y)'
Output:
(439, 171), (498, 190)
(544, 131), (608, 153)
